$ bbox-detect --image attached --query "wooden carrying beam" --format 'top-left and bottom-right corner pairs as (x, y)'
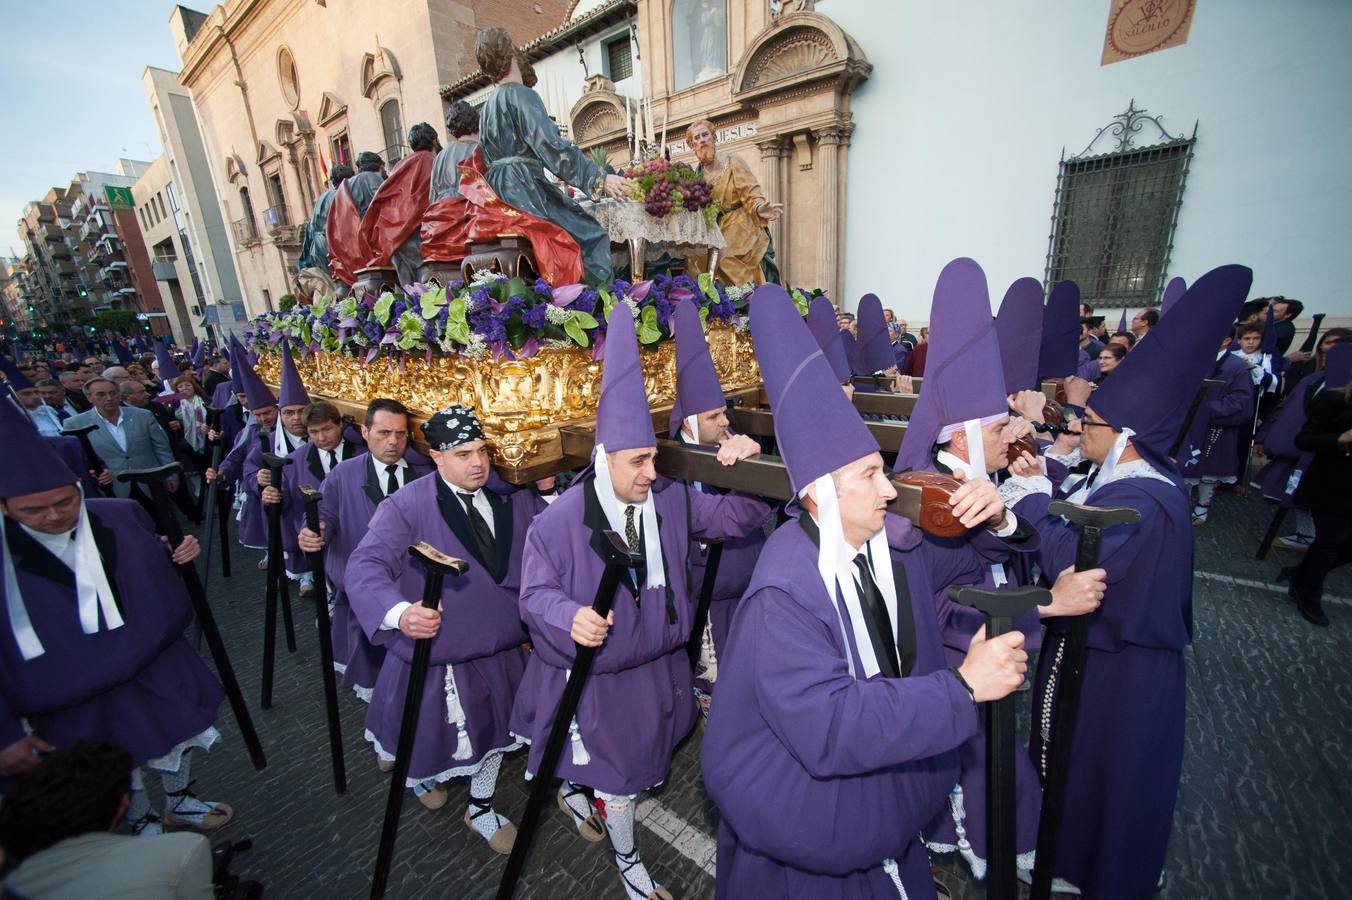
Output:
(727, 407), (908, 453)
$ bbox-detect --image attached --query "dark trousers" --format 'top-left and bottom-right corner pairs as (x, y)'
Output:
(1291, 508), (1352, 603)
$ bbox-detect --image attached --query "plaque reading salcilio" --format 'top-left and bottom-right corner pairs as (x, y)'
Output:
(1101, 0), (1197, 66)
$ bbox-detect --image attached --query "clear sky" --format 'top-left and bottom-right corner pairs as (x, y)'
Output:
(1, 1), (186, 257)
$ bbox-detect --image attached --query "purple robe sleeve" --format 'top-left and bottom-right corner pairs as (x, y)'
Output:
(1204, 362), (1255, 428)
(216, 430), (250, 484)
(241, 445), (263, 501)
(344, 495), (420, 640)
(749, 588), (980, 778)
(0, 690), (24, 747)
(517, 522), (585, 665)
(686, 485), (772, 543)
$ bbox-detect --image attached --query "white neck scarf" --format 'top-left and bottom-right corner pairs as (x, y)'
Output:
(592, 443), (666, 591)
(3, 490), (124, 661)
(807, 474), (899, 680)
(1067, 427), (1135, 505)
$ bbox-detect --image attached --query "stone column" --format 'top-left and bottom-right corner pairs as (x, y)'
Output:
(757, 136), (791, 278)
(813, 125), (849, 302)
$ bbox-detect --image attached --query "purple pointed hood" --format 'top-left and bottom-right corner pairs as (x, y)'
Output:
(595, 305), (655, 453)
(152, 340), (182, 382)
(750, 284), (877, 494)
(277, 341), (311, 408)
(806, 297), (851, 383)
(1324, 342), (1352, 390)
(191, 341), (206, 369)
(668, 299), (725, 438)
(840, 330), (863, 375)
(231, 340), (277, 412)
(856, 293), (894, 374)
(1092, 264), (1253, 462)
(1, 356), (34, 391)
(1160, 277), (1187, 317)
(0, 395), (79, 498)
(1038, 280), (1081, 380)
(1117, 308), (1128, 334)
(112, 341), (133, 365)
(1297, 313), (1327, 354)
(895, 258), (1007, 473)
(995, 277), (1044, 394)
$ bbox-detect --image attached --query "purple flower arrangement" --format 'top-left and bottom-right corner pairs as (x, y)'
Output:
(243, 273), (822, 365)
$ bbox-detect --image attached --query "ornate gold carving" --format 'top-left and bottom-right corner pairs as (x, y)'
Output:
(742, 27), (837, 90)
(254, 323), (761, 477)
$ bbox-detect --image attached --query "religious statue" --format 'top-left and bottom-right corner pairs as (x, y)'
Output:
(421, 100), (585, 285)
(674, 0), (728, 88)
(474, 26), (629, 285)
(684, 120), (783, 286)
(298, 163), (353, 277)
(360, 123), (441, 286)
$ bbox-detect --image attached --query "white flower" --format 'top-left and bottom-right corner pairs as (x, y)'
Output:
(623, 298), (640, 319)
(541, 338), (571, 350)
(471, 268), (506, 287)
(724, 284), (753, 303)
(544, 305), (570, 325)
(462, 334), (490, 360)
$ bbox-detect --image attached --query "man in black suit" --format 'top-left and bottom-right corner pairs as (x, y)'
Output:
(203, 355), (231, 397)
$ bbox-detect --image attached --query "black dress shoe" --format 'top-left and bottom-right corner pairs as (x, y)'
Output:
(1298, 598), (1330, 627)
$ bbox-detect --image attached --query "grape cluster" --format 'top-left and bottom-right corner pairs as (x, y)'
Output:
(644, 177), (676, 217)
(681, 179), (712, 212)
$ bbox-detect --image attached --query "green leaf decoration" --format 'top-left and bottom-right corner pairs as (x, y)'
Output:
(697, 271), (719, 306)
(374, 292), (395, 326)
(420, 287), (446, 319)
(563, 316), (589, 348)
(636, 305), (662, 344)
(445, 296), (470, 345)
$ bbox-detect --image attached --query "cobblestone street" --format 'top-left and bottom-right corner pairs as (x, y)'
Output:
(179, 483), (1352, 899)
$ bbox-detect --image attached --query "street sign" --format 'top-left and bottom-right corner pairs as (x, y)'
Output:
(104, 186), (135, 210)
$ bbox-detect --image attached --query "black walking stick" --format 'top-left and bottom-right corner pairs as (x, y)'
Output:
(299, 484), (347, 794)
(1255, 505), (1290, 560)
(496, 530), (643, 900)
(1030, 500), (1141, 900)
(685, 541), (724, 669)
(258, 443), (296, 710)
(949, 585), (1051, 900)
(200, 408), (226, 588)
(117, 463), (267, 771)
(61, 423), (116, 498)
(370, 542), (468, 900)
(1169, 378), (1225, 460)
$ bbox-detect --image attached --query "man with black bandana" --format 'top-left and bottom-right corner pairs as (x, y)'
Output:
(344, 405), (546, 853)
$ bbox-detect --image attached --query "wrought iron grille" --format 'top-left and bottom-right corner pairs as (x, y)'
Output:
(1045, 100), (1196, 308)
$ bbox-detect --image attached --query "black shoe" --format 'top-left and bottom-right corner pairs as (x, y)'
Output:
(1298, 598), (1330, 627)
(1275, 566), (1294, 584)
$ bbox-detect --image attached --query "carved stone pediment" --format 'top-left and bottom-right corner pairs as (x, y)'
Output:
(732, 12), (870, 103)
(571, 92), (628, 145)
(318, 92), (347, 126)
(256, 140), (282, 166)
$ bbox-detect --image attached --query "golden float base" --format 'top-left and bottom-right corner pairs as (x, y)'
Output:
(254, 322), (761, 482)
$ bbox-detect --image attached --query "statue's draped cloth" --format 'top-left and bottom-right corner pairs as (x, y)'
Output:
(479, 82), (613, 284)
(686, 156), (770, 286)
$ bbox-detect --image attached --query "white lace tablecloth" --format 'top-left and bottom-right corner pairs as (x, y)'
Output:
(585, 199), (726, 261)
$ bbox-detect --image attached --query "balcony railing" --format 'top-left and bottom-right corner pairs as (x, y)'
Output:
(263, 204), (290, 230)
(231, 216), (260, 244)
(151, 259), (178, 281)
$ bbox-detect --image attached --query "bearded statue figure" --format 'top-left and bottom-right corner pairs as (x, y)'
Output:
(683, 119), (783, 286)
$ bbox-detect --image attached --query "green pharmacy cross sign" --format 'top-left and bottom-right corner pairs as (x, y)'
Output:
(104, 186), (135, 210)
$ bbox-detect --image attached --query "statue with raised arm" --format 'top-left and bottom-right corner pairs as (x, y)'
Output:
(684, 119), (783, 286)
(474, 26), (629, 285)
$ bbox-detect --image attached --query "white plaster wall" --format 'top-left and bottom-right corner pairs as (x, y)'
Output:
(819, 0), (1352, 325)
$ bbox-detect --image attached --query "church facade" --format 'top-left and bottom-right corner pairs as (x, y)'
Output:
(170, 0), (572, 318)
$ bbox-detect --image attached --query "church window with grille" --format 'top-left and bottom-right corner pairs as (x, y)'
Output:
(1045, 101), (1196, 308)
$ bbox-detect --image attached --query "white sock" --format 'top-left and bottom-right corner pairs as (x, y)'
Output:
(560, 780), (595, 825)
(467, 751), (506, 840)
(597, 791), (656, 899)
(1196, 483), (1216, 508)
(160, 752), (215, 818)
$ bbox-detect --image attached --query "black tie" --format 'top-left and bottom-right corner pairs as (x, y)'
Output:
(854, 553), (901, 679)
(458, 492), (496, 566)
(385, 464), (400, 496)
(327, 449), (338, 470)
(624, 506), (640, 553)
